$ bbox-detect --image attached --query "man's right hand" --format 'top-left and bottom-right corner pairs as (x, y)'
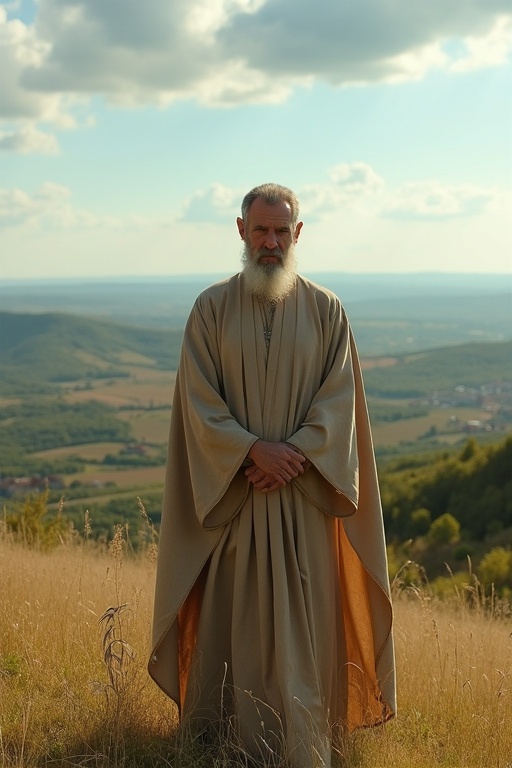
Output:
(245, 440), (306, 492)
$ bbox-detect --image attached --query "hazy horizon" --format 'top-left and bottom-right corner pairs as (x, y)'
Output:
(1, 270), (511, 285)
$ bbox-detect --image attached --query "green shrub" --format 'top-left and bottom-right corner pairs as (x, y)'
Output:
(478, 547), (512, 589)
(428, 513), (461, 546)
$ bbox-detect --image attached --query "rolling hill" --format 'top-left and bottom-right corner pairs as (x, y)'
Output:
(1, 310), (511, 400)
(0, 312), (183, 395)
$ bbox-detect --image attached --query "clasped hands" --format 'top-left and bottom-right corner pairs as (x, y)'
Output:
(244, 440), (310, 494)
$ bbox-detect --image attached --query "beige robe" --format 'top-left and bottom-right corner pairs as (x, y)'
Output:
(149, 274), (396, 765)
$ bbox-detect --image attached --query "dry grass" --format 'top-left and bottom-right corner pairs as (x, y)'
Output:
(1, 529), (511, 768)
(356, 594), (512, 767)
(0, 530), (175, 768)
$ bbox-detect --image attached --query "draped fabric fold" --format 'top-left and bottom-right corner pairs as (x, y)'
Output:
(149, 274), (396, 765)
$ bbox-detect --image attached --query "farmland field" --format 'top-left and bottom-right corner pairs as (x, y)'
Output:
(2, 320), (510, 525)
(23, 375), (505, 518)
(117, 408), (172, 442)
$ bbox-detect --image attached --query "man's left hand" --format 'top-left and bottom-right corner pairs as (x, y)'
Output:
(245, 464), (284, 493)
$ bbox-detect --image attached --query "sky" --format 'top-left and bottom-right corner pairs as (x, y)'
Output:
(0, 0), (511, 280)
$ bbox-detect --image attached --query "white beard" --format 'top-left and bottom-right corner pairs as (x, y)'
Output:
(241, 244), (298, 302)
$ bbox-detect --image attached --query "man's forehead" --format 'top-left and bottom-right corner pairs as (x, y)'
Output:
(247, 198), (293, 226)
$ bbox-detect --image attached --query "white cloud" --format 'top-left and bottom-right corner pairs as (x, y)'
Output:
(215, 0), (512, 84)
(330, 163), (384, 195)
(178, 165), (503, 224)
(185, 0), (267, 42)
(0, 5), (89, 154)
(298, 164), (385, 220)
(383, 181), (498, 220)
(180, 164), (386, 224)
(0, 123), (58, 153)
(180, 183), (241, 222)
(0, 0), (511, 152)
(1, 174), (510, 278)
(448, 15), (512, 73)
(0, 182), (121, 228)
(0, 7), (52, 119)
(3, 166), (502, 235)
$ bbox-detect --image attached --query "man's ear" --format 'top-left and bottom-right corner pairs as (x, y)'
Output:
(236, 217), (245, 240)
(294, 221), (303, 243)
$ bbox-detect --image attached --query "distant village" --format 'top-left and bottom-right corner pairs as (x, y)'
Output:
(411, 380), (512, 434)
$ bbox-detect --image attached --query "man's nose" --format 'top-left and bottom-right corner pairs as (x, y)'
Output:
(264, 229), (278, 248)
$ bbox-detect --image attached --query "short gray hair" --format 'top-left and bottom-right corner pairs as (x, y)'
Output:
(241, 183), (300, 226)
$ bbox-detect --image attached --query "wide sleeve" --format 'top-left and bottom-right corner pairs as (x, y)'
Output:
(286, 303), (361, 517)
(174, 294), (258, 528)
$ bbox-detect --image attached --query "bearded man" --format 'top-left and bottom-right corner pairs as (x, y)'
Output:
(149, 183), (396, 767)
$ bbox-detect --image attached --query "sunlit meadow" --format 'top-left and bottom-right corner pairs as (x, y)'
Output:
(0, 506), (511, 768)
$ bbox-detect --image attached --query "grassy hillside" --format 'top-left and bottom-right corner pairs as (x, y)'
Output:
(0, 312), (183, 395)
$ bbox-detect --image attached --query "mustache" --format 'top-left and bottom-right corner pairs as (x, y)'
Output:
(257, 247), (284, 260)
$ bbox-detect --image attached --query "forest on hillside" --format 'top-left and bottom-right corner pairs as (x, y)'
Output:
(382, 437), (512, 541)
(381, 437), (512, 593)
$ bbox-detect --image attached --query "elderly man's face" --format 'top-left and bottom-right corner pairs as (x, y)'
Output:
(237, 197), (303, 301)
(236, 198), (302, 265)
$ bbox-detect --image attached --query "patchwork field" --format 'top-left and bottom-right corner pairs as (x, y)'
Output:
(31, 368), (502, 486)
